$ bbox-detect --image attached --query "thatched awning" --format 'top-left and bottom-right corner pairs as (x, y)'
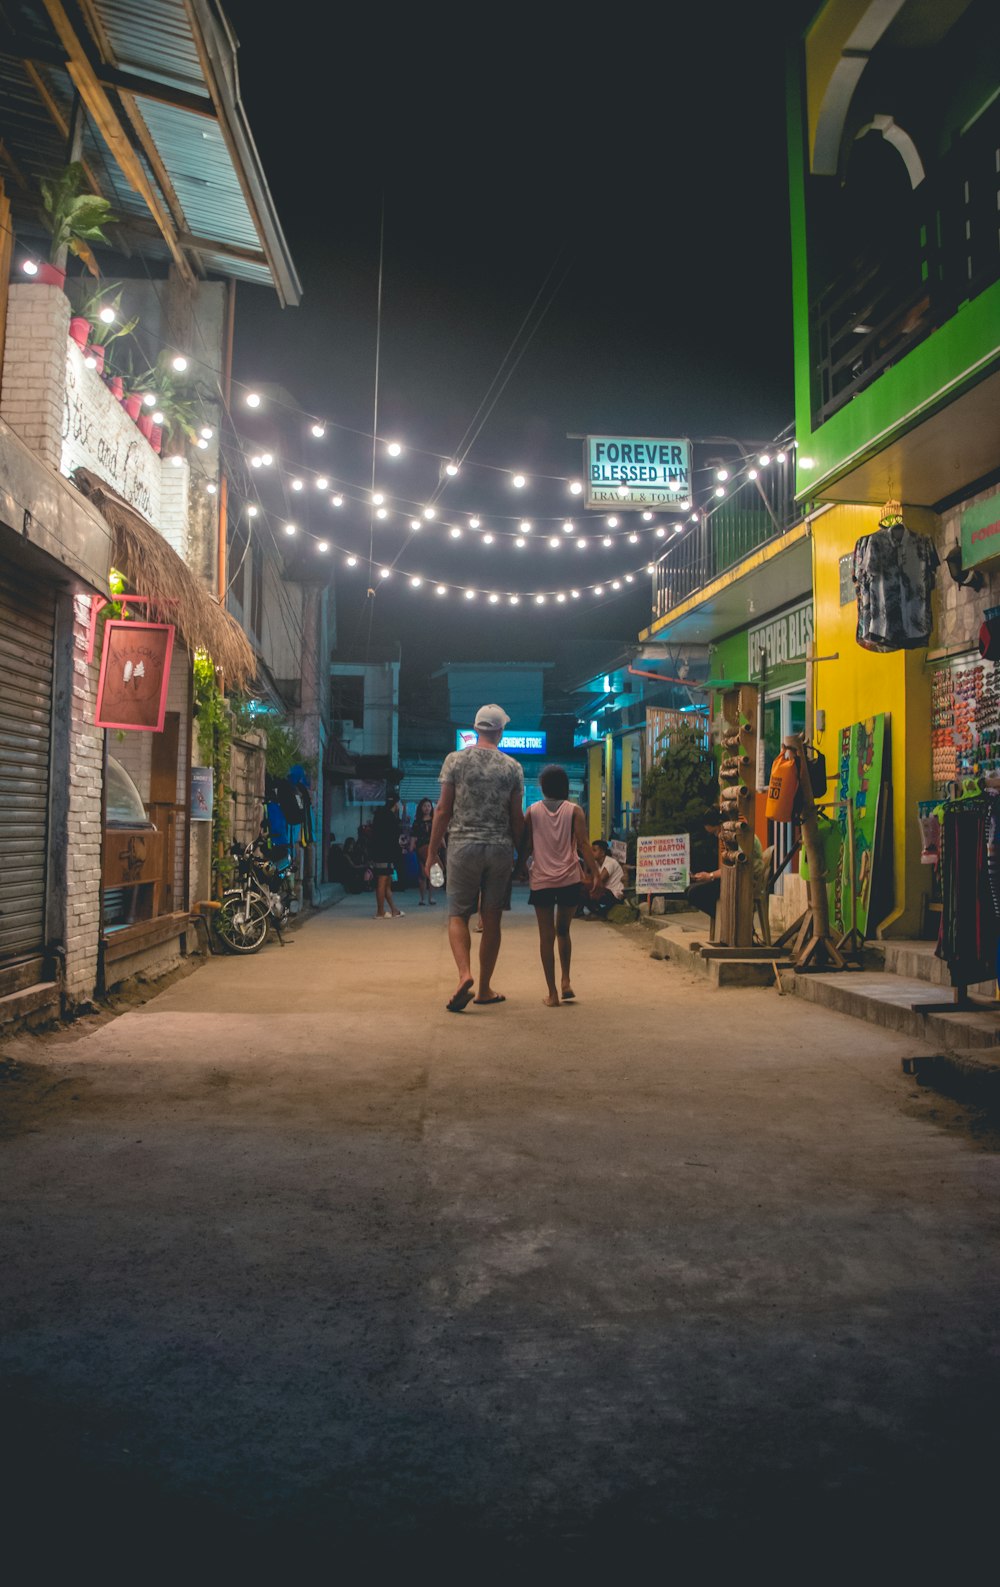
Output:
(73, 467), (257, 690)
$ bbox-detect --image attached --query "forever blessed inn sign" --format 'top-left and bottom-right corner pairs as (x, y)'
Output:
(585, 435), (692, 510)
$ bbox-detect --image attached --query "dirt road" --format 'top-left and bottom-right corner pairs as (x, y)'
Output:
(2, 892), (999, 1577)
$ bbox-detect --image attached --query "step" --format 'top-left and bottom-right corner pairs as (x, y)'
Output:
(0, 980), (61, 1029)
(793, 970), (1000, 1050)
(651, 927), (791, 987)
(902, 1049), (1000, 1113)
(881, 938), (994, 993)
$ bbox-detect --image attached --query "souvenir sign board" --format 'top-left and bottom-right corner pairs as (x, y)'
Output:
(95, 620), (175, 732)
(635, 833), (690, 893)
(829, 713), (887, 937)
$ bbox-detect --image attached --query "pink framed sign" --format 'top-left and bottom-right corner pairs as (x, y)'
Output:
(95, 620), (176, 732)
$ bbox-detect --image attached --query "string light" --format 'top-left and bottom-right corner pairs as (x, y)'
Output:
(577, 538), (586, 549)
(246, 505), (258, 518)
(655, 527), (666, 537)
(292, 479), (304, 491)
(436, 585), (447, 596)
(602, 536), (613, 547)
(515, 537), (526, 549)
(311, 421), (326, 438)
(776, 451), (787, 464)
(594, 586), (603, 596)
(714, 485), (725, 498)
(143, 393), (157, 407)
(759, 454), (771, 466)
(409, 518), (420, 530)
(200, 425), (214, 440)
(465, 589), (475, 600)
(379, 567), (391, 579)
(510, 595), (520, 605)
(628, 533), (639, 544)
(450, 527), (462, 538)
(377, 507), (388, 519)
(569, 481), (583, 495)
(410, 576), (422, 587)
(715, 468), (729, 482)
(571, 590), (580, 599)
(445, 462), (459, 476)
(98, 305), (115, 324)
(332, 495), (344, 507)
(616, 481), (630, 497)
(548, 537), (560, 548)
(536, 594), (546, 604)
(284, 522), (297, 535)
(799, 455), (815, 468)
(483, 533), (494, 544)
(317, 540), (329, 552)
(261, 453), (273, 467)
(512, 474), (526, 488)
(489, 593), (499, 603)
(372, 492), (384, 505)
(469, 517), (481, 529)
(607, 516), (618, 527)
(387, 441), (402, 456)
(642, 511), (653, 521)
(563, 521), (574, 532)
(747, 468), (758, 480)
(316, 476), (329, 489)
(346, 555), (357, 566)
(520, 521), (532, 533)
(21, 258), (38, 275)
(423, 506), (436, 519)
(171, 355), (189, 373)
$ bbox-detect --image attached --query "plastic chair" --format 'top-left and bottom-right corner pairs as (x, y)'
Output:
(754, 844), (774, 945)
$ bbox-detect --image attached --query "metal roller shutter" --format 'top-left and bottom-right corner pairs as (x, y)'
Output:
(0, 551), (55, 965)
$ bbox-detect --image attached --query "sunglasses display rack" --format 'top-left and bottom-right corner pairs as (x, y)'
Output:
(931, 656), (1000, 795)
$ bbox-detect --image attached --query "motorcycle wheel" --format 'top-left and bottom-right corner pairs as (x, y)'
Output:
(216, 893), (269, 953)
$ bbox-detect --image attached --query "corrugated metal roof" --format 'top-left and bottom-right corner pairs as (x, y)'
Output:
(88, 0), (210, 97)
(134, 96), (259, 250)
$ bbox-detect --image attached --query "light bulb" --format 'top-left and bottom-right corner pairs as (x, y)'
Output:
(143, 393), (156, 407)
(423, 507), (436, 520)
(410, 577), (422, 588)
(594, 586), (603, 596)
(172, 355), (188, 373)
(450, 527), (462, 539)
(409, 519), (421, 530)
(776, 451), (787, 464)
(680, 499), (691, 510)
(316, 476), (329, 490)
(347, 555), (357, 567)
(247, 505), (258, 518)
(483, 534), (494, 545)
(250, 453), (262, 467)
(642, 511), (653, 522)
(206, 482), (217, 495)
(465, 590), (475, 600)
(515, 538), (526, 549)
(99, 306), (115, 324)
(196, 438), (209, 450)
(571, 590), (580, 599)
(714, 486), (725, 498)
(612, 580), (622, 590)
(84, 354), (97, 369)
(628, 533), (638, 544)
(377, 507), (388, 519)
(625, 574), (634, 583)
(603, 537), (613, 547)
(656, 527), (666, 537)
(715, 468), (729, 482)
(317, 540), (329, 552)
(245, 391), (261, 408)
(379, 568), (390, 579)
(747, 468), (758, 480)
(21, 259), (38, 275)
(512, 474), (526, 488)
(261, 453), (273, 466)
(469, 517), (481, 529)
(509, 595), (520, 605)
(436, 585), (447, 596)
(563, 521), (574, 533)
(489, 593), (499, 604)
(536, 594), (546, 604)
(387, 441), (402, 457)
(577, 538), (587, 549)
(332, 495), (344, 507)
(549, 537), (560, 548)
(647, 563), (655, 573)
(556, 593), (566, 603)
(311, 422), (326, 438)
(616, 481), (630, 497)
(200, 425), (214, 440)
(759, 454), (771, 466)
(520, 521), (532, 533)
(569, 481), (583, 495)
(292, 479), (304, 491)
(169, 454), (183, 467)
(445, 462), (459, 476)
(372, 492), (384, 505)
(673, 524), (684, 534)
(607, 516), (618, 528)
(691, 512), (699, 522)
(284, 522), (297, 535)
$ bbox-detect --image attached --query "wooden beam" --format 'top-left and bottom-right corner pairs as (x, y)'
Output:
(0, 25), (214, 116)
(39, 0), (198, 290)
(115, 90), (205, 277)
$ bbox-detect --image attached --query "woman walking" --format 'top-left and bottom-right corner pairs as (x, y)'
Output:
(411, 796), (437, 905)
(369, 795), (404, 918)
(521, 764), (602, 1006)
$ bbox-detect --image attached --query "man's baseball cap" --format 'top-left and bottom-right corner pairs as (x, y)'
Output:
(473, 703), (510, 732)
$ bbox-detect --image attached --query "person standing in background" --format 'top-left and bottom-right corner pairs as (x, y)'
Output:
(426, 704), (524, 1012)
(411, 797), (437, 905)
(520, 764), (602, 1006)
(369, 795), (404, 919)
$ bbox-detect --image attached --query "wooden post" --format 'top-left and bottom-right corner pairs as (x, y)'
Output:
(784, 732), (844, 970)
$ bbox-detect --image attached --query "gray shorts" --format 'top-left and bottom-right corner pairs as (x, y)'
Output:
(447, 841), (514, 918)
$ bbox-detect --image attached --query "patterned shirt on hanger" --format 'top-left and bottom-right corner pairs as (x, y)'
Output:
(852, 523), (939, 651)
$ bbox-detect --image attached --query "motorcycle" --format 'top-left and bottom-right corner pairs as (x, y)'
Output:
(216, 834), (298, 954)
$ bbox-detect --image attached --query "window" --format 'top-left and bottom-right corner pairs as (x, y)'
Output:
(332, 674), (365, 729)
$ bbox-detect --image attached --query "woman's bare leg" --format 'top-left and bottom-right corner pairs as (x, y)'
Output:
(534, 905), (559, 1006)
(375, 875), (388, 916)
(556, 902), (575, 998)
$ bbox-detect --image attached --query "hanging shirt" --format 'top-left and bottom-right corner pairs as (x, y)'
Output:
(852, 523), (939, 651)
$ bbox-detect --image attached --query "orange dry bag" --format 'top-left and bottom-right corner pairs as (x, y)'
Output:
(765, 748), (799, 822)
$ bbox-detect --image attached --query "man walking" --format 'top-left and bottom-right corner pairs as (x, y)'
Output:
(426, 704), (525, 1012)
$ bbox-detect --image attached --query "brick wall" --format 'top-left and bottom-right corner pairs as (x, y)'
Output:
(64, 594), (106, 1007)
(935, 485), (1000, 653)
(0, 284), (69, 468)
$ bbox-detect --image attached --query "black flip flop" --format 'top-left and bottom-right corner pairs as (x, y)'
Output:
(473, 994), (506, 1005)
(446, 978), (475, 1013)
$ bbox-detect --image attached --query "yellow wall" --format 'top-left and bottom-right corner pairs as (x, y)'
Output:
(811, 503), (936, 935)
(603, 735), (614, 838)
(621, 732), (635, 817)
(587, 743), (603, 841)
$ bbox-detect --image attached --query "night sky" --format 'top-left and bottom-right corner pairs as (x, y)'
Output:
(223, 2), (813, 673)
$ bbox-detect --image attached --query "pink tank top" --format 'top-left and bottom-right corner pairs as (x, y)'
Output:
(529, 801), (582, 890)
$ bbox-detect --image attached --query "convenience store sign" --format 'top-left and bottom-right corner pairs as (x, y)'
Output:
(961, 490), (1000, 568)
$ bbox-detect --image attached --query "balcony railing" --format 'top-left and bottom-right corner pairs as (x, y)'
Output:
(810, 94), (1000, 428)
(651, 461), (798, 620)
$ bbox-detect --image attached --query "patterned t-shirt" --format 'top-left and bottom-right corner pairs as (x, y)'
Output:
(439, 745), (524, 845)
(852, 524), (939, 651)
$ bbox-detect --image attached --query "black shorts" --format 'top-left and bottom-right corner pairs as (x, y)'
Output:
(371, 860), (394, 876)
(529, 883), (583, 910)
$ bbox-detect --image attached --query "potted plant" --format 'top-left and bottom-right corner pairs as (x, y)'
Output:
(38, 163), (116, 288)
(134, 355), (203, 455)
(73, 283), (138, 376)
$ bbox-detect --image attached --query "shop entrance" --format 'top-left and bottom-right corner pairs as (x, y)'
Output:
(763, 686), (806, 894)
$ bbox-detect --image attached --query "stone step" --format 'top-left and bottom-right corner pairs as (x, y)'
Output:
(793, 970), (1000, 1050)
(0, 980), (60, 1030)
(651, 927), (791, 987)
(880, 938), (994, 992)
(902, 1049), (1000, 1113)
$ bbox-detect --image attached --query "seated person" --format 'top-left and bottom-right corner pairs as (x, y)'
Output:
(329, 835), (369, 894)
(579, 839), (626, 918)
(687, 808), (763, 932)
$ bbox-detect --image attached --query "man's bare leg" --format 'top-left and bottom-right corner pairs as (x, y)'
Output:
(477, 905), (504, 1001)
(448, 914), (473, 993)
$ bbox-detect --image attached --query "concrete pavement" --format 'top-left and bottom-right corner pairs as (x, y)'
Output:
(2, 889), (999, 1578)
